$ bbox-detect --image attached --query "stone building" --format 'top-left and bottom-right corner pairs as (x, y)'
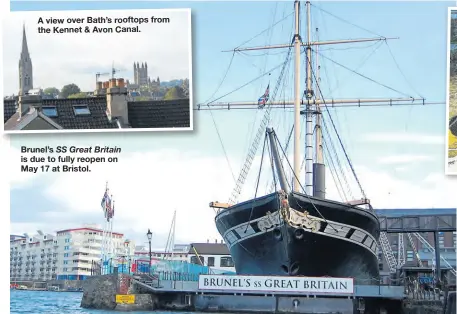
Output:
(130, 62), (160, 90)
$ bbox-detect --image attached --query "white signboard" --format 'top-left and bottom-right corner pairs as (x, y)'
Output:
(198, 275), (354, 294)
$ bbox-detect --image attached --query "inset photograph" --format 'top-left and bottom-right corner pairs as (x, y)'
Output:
(448, 9), (457, 174)
(2, 9), (192, 132)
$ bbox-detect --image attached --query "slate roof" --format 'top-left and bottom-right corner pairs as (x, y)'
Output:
(3, 97), (191, 130)
(41, 97), (118, 129)
(127, 98), (190, 129)
(4, 100), (16, 123)
(189, 243), (230, 255)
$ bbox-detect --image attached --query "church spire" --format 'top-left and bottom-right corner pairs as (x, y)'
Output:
(19, 24), (33, 95)
(21, 24), (29, 57)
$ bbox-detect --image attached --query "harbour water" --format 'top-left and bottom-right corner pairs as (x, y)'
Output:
(10, 290), (200, 314)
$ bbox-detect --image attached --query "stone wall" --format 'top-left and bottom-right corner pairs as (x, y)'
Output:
(80, 274), (118, 310)
(114, 294), (159, 311)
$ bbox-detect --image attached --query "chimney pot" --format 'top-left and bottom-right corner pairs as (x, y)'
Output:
(117, 78), (125, 88)
(215, 239), (218, 243)
(109, 78), (117, 88)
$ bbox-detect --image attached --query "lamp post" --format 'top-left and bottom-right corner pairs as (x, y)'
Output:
(123, 239), (130, 273)
(147, 229), (153, 271)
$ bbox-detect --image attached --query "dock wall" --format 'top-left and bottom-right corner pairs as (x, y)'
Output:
(80, 274), (452, 313)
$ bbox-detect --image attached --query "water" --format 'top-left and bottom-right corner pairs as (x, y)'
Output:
(10, 290), (198, 314)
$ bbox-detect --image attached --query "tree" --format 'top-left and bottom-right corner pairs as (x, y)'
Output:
(164, 86), (185, 100)
(43, 87), (59, 96)
(68, 92), (88, 99)
(134, 96), (150, 101)
(60, 84), (81, 99)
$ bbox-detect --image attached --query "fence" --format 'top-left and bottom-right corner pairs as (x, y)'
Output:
(99, 258), (212, 282)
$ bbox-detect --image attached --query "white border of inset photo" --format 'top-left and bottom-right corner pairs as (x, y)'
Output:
(446, 7), (457, 175)
(2, 8), (193, 134)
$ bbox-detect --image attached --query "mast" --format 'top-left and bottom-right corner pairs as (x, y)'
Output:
(220, 0), (410, 205)
(304, 1), (314, 196)
(267, 128), (289, 193)
(293, 0), (301, 192)
(313, 26), (325, 199)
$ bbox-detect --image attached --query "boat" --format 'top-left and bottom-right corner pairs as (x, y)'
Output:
(207, 0), (427, 285)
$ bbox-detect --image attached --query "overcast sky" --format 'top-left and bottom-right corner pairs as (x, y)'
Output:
(2, 9), (191, 95)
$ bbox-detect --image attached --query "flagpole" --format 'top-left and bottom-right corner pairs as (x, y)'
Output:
(110, 195), (114, 259)
(101, 181), (109, 274)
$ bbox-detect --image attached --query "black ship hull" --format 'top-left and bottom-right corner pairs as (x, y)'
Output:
(215, 192), (380, 285)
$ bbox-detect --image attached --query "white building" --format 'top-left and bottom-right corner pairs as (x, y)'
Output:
(10, 231), (57, 282)
(133, 240), (235, 274)
(10, 225), (135, 281)
(188, 241), (235, 274)
(134, 243), (189, 263)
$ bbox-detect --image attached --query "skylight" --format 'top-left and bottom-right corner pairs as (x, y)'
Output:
(42, 106), (58, 117)
(73, 105), (90, 115)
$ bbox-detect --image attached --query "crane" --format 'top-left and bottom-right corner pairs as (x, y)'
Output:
(111, 62), (122, 79)
(95, 72), (110, 84)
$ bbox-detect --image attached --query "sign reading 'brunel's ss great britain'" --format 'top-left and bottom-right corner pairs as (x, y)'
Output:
(198, 275), (354, 294)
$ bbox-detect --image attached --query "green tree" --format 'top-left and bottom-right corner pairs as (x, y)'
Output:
(134, 96), (150, 101)
(164, 86), (185, 100)
(60, 84), (81, 99)
(43, 87), (59, 96)
(68, 92), (88, 99)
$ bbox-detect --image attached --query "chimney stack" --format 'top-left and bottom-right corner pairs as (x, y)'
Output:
(215, 239), (218, 243)
(106, 77), (129, 126)
(17, 93), (42, 118)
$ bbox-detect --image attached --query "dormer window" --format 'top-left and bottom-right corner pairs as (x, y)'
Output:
(73, 105), (90, 115)
(42, 106), (58, 117)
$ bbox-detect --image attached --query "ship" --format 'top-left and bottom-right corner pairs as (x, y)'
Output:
(206, 0), (429, 285)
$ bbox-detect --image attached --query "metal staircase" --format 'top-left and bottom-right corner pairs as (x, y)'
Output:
(132, 273), (161, 291)
(412, 233), (456, 277)
(406, 233), (423, 267)
(379, 232), (397, 273)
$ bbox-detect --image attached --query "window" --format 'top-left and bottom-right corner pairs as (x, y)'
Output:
(63, 261), (68, 265)
(65, 239), (70, 243)
(64, 253), (69, 257)
(207, 257), (215, 267)
(220, 256), (234, 267)
(190, 256), (204, 265)
(439, 234), (445, 247)
(42, 106), (58, 117)
(406, 251), (414, 262)
(73, 105), (90, 115)
(64, 246), (69, 250)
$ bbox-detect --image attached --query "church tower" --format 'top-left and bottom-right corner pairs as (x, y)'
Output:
(19, 25), (33, 95)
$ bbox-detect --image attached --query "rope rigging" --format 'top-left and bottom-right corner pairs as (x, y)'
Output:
(228, 38), (295, 205)
(272, 131), (337, 231)
(315, 50), (414, 99)
(311, 63), (368, 199)
(245, 133), (268, 230)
